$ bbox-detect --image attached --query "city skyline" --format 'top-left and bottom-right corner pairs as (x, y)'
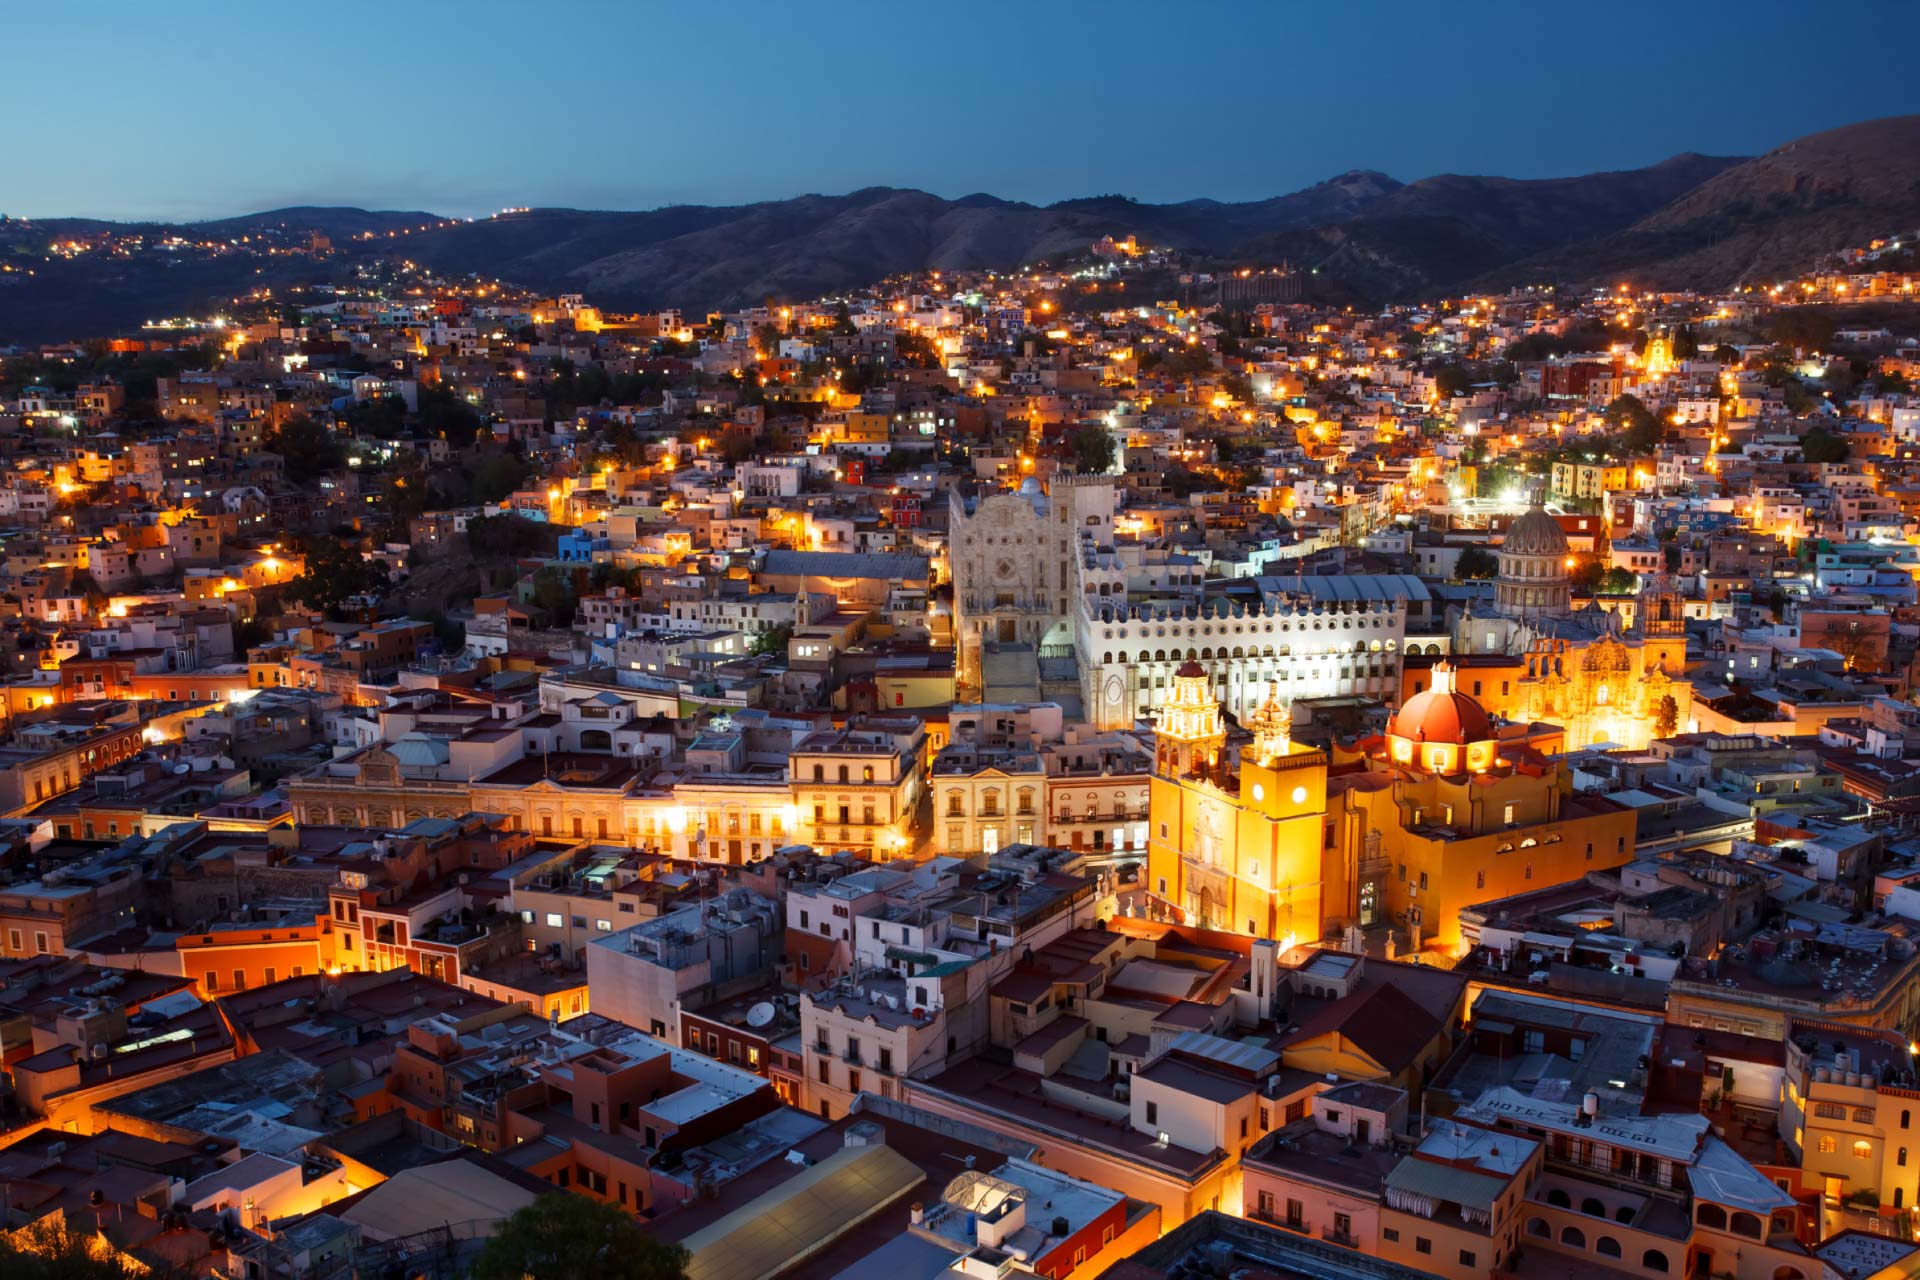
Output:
(7, 0), (1914, 221)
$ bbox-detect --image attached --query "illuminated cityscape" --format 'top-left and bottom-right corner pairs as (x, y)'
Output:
(5, 8), (1920, 1280)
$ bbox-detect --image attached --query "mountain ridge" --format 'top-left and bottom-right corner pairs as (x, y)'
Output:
(2, 115), (1915, 342)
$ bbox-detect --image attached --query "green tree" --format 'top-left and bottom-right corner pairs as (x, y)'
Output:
(749, 623), (793, 657)
(1601, 566), (1639, 594)
(1567, 556), (1606, 594)
(0, 1216), (147, 1279)
(894, 332), (941, 369)
(1653, 694), (1679, 739)
(1455, 545), (1498, 580)
(1069, 423), (1117, 475)
(469, 452), (533, 504)
(265, 414), (347, 477)
(419, 383), (486, 446)
(287, 539), (390, 613)
(472, 1192), (689, 1280)
(1433, 364), (1474, 400)
(466, 514), (551, 558)
(1672, 325), (1699, 361)
(529, 567), (577, 627)
(1603, 394), (1663, 454)
(1801, 427), (1850, 464)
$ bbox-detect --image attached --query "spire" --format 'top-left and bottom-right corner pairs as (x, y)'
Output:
(1248, 680), (1293, 766)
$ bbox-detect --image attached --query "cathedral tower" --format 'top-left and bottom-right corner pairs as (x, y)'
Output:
(1155, 660), (1225, 779)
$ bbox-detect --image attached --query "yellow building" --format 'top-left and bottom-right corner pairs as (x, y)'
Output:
(1549, 460), (1628, 502)
(1330, 661), (1638, 953)
(1450, 497), (1691, 750)
(787, 718), (925, 859)
(1146, 669), (1336, 945)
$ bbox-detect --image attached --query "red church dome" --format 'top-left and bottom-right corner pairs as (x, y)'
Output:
(1389, 661), (1492, 745)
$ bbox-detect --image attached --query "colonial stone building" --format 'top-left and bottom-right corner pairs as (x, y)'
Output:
(950, 475), (1116, 700)
(1447, 494), (1691, 750)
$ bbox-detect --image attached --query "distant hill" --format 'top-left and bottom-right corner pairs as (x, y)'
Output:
(2, 117), (1916, 343)
(1486, 116), (1920, 290)
(1229, 153), (1743, 300)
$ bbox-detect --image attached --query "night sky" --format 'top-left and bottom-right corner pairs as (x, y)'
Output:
(10, 0), (1915, 221)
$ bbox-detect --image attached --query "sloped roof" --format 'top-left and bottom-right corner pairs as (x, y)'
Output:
(1283, 981), (1443, 1075)
(340, 1160), (538, 1242)
(682, 1142), (923, 1280)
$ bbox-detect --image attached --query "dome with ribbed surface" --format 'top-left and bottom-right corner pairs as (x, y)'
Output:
(1502, 501), (1568, 557)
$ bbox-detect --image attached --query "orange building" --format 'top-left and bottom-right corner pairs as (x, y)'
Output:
(177, 917), (336, 996)
(1329, 662), (1637, 953)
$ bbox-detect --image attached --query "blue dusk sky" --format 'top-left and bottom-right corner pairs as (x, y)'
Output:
(6, 0), (1915, 222)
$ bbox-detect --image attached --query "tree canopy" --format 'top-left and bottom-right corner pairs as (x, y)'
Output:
(1455, 545), (1498, 580)
(471, 1192), (690, 1280)
(1801, 427), (1850, 465)
(287, 539), (390, 613)
(1603, 394), (1663, 455)
(0, 1216), (146, 1279)
(265, 414), (347, 477)
(1068, 423), (1117, 475)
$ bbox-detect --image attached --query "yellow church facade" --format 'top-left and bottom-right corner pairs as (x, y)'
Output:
(1147, 660), (1640, 956)
(1145, 667), (1338, 946)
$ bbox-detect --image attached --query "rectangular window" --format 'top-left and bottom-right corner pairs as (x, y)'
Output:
(1145, 1101), (1158, 1126)
(1415, 1238), (1431, 1255)
(1383, 1227), (1399, 1243)
(545, 913), (562, 928)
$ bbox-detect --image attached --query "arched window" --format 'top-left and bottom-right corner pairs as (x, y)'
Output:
(1560, 1226), (1585, 1249)
(1772, 1269), (1806, 1280)
(1854, 1140), (1874, 1160)
(1904, 1109), (1912, 1129)
(1644, 1250), (1669, 1272)
(1526, 1218), (1549, 1239)
(579, 728), (611, 751)
(1581, 1198), (1605, 1218)
(1615, 1205), (1634, 1223)
(1902, 1147), (1910, 1167)
(1596, 1237), (1622, 1259)
(1695, 1204), (1727, 1231)
(1731, 1211), (1763, 1238)
(1546, 1189), (1571, 1209)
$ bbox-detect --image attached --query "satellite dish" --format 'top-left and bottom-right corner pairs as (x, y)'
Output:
(745, 1001), (776, 1028)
